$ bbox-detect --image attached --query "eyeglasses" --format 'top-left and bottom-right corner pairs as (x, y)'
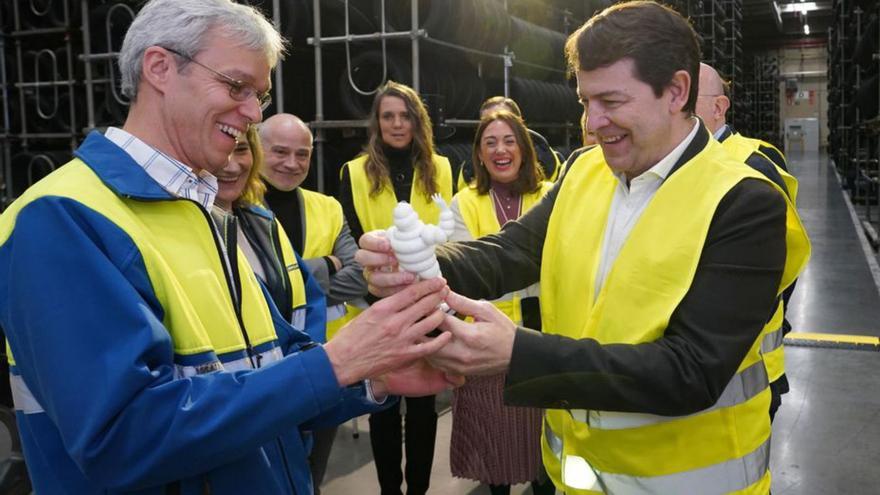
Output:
(698, 94), (724, 98)
(163, 47), (272, 111)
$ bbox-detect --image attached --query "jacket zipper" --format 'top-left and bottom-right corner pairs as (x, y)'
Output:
(264, 216), (298, 493)
(267, 218), (293, 316)
(190, 201), (258, 367)
(209, 201), (296, 495)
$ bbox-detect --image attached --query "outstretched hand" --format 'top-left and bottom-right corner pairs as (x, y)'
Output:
(356, 230), (418, 297)
(371, 359), (465, 399)
(427, 291), (517, 376)
(324, 278), (451, 386)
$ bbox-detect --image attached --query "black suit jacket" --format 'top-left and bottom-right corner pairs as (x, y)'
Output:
(436, 125), (787, 416)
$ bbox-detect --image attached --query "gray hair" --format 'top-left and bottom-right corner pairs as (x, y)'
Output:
(118, 0), (286, 101)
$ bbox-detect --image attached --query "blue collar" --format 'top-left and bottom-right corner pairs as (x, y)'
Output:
(73, 131), (175, 201)
(239, 203), (274, 220)
(715, 124), (734, 143)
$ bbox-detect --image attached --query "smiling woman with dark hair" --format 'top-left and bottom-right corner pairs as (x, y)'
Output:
(448, 110), (554, 495)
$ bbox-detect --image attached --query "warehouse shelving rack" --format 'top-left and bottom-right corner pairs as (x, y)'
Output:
(720, 0), (747, 131)
(1, 0), (81, 209)
(829, 0), (853, 186)
(748, 54), (781, 147)
(1, 7), (9, 207)
(849, 1), (880, 240)
(306, 0), (578, 193)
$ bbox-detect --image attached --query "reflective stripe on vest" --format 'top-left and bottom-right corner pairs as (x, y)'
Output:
(345, 153), (453, 232)
(327, 303), (347, 322)
(762, 300), (786, 382)
(539, 136), (809, 493)
(175, 346), (285, 377)
(569, 359), (768, 430)
(544, 410), (772, 495)
(222, 346), (284, 373)
(11, 374), (43, 414)
(12, 345), (288, 415)
(559, 440), (770, 494)
(762, 327), (784, 355)
(325, 303), (352, 341)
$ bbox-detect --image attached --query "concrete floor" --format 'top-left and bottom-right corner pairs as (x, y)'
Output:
(2, 150), (878, 494)
(785, 150), (880, 336)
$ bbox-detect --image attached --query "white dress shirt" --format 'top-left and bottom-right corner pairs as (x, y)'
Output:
(105, 127), (219, 210)
(594, 119), (701, 299)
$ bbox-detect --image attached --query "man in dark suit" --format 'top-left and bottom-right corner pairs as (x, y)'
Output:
(357, 1), (810, 493)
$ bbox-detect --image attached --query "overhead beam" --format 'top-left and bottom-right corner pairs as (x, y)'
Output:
(771, 1), (783, 31)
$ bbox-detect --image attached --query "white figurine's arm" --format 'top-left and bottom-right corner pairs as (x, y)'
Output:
(420, 225), (448, 245)
(432, 193), (455, 237)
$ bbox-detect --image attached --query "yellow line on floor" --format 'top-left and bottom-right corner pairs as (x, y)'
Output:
(785, 332), (880, 346)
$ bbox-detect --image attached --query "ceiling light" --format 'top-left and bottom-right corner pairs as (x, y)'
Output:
(779, 2), (819, 14)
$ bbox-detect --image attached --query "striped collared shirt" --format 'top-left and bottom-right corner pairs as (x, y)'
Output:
(104, 127), (218, 210)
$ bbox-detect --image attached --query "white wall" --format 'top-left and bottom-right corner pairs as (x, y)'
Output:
(775, 45), (828, 147)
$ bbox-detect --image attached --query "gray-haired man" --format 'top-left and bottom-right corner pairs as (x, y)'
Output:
(0, 1), (457, 493)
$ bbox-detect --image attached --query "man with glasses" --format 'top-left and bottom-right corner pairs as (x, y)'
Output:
(696, 63), (791, 174)
(695, 62), (801, 422)
(0, 1), (458, 494)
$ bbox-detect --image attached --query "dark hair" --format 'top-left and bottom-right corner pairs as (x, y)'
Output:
(479, 96), (523, 118)
(472, 110), (544, 195)
(564, 0), (701, 114)
(364, 81), (437, 197)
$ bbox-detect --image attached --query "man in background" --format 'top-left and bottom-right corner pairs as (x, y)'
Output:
(259, 113), (368, 493)
(696, 61), (802, 421)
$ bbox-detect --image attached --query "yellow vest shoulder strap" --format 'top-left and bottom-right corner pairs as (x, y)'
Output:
(299, 188), (343, 258)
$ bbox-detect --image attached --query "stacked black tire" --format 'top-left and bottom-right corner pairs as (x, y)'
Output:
(828, 0), (879, 191)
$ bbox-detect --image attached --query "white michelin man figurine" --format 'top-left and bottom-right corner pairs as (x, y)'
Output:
(386, 193), (454, 279)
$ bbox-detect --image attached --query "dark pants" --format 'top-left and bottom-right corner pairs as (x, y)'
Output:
(369, 395), (437, 495)
(308, 426), (338, 495)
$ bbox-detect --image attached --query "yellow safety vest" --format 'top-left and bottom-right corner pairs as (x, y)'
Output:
(454, 181), (554, 323)
(4, 159), (280, 374)
(298, 188), (349, 339)
(539, 140), (810, 494)
(722, 132), (798, 204)
(345, 153), (453, 232)
(299, 188), (342, 259)
(720, 132), (801, 384)
(341, 152), (453, 324)
(273, 218), (308, 328)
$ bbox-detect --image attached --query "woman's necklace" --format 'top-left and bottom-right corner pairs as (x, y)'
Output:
(490, 188), (522, 225)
